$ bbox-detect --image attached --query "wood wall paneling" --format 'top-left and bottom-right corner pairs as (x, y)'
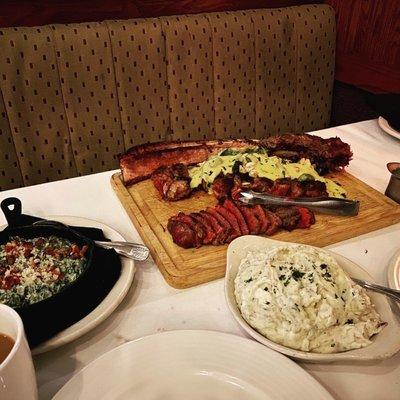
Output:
(326, 0), (400, 93)
(0, 1), (317, 27)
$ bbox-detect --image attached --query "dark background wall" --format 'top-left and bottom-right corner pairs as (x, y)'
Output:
(1, 0), (399, 127)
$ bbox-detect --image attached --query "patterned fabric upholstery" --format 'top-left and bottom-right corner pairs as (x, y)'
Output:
(0, 5), (335, 190)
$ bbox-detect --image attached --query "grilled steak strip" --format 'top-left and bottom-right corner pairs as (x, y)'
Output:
(274, 207), (301, 231)
(212, 177), (233, 201)
(206, 207), (236, 242)
(264, 210), (282, 236)
(200, 211), (227, 244)
(295, 207), (316, 228)
(252, 205), (270, 234)
(190, 213), (217, 245)
(223, 199), (249, 236)
(239, 205), (260, 235)
(214, 205), (242, 239)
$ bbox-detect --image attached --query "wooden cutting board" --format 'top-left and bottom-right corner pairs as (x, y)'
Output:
(111, 172), (400, 288)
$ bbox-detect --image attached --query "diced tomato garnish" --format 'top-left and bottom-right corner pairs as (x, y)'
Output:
(23, 242), (34, 258)
(44, 247), (56, 256)
(6, 255), (15, 265)
(35, 238), (45, 247)
(1, 273), (20, 290)
(80, 245), (89, 258)
(5, 243), (14, 253)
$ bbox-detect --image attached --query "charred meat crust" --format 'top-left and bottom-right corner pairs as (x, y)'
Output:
(120, 138), (259, 186)
(261, 133), (352, 175)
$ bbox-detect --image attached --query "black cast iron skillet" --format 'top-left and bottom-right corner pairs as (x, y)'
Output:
(0, 197), (121, 347)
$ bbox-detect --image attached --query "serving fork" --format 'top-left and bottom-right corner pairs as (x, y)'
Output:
(352, 278), (400, 303)
(32, 220), (150, 261)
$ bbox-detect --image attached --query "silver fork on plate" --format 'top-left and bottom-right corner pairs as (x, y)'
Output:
(32, 220), (149, 261)
(352, 278), (400, 302)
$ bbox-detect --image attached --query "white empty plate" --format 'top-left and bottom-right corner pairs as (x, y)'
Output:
(53, 330), (333, 400)
(225, 236), (400, 362)
(387, 248), (400, 294)
(31, 216), (135, 355)
(378, 116), (400, 140)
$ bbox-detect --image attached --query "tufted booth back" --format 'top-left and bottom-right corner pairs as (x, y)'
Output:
(0, 5), (335, 190)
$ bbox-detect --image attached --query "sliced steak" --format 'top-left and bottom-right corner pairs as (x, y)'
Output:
(239, 206), (260, 235)
(274, 207), (301, 231)
(270, 179), (291, 197)
(264, 210), (282, 236)
(206, 207), (237, 243)
(249, 177), (273, 193)
(295, 207), (316, 228)
(165, 180), (191, 201)
(212, 177), (233, 201)
(174, 213), (205, 244)
(289, 181), (304, 198)
(302, 180), (328, 198)
(190, 212), (216, 245)
(214, 205), (242, 239)
(252, 205), (269, 234)
(200, 211), (228, 244)
(231, 175), (243, 201)
(167, 219), (200, 248)
(151, 164), (191, 201)
(223, 199), (249, 236)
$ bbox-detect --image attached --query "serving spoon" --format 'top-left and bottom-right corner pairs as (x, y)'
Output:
(32, 220), (150, 261)
(352, 278), (400, 302)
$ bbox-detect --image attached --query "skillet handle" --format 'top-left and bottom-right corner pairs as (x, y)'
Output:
(1, 197), (23, 227)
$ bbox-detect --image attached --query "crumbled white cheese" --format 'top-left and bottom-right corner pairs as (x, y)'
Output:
(234, 245), (385, 353)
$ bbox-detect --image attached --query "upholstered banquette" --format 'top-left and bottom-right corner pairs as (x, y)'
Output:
(0, 5), (335, 190)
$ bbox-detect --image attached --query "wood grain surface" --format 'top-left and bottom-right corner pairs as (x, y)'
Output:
(111, 172), (400, 289)
(326, 0), (400, 93)
(0, 1), (313, 27)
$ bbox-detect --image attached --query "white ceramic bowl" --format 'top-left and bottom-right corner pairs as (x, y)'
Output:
(225, 235), (400, 362)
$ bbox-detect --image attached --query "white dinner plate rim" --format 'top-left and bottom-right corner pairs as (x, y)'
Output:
(378, 116), (400, 140)
(53, 329), (334, 400)
(14, 215), (136, 355)
(225, 235), (400, 362)
(387, 247), (400, 292)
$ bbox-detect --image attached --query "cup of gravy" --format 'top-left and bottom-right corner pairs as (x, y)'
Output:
(0, 304), (38, 400)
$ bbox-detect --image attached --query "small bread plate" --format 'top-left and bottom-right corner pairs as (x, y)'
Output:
(387, 247), (400, 297)
(53, 330), (333, 400)
(225, 235), (400, 362)
(31, 216), (135, 355)
(378, 116), (400, 141)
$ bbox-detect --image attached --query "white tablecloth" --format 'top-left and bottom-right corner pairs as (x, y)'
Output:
(1, 119), (399, 399)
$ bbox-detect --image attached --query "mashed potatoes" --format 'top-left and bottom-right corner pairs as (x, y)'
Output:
(234, 245), (385, 353)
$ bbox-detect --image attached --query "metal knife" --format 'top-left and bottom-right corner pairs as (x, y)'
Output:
(238, 190), (360, 216)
